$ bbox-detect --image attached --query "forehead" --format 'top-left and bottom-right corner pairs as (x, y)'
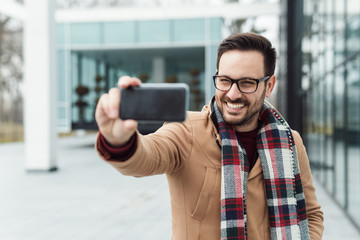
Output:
(218, 50), (265, 76)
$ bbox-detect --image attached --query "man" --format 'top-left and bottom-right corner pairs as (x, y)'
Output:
(95, 33), (324, 240)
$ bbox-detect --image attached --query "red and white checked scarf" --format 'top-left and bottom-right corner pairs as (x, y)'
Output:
(214, 100), (310, 240)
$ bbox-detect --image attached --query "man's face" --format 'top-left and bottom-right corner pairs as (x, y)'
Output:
(215, 50), (275, 132)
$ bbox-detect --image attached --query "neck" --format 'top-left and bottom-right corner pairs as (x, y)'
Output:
(232, 115), (260, 132)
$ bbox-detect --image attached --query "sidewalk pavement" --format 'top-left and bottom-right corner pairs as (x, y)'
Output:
(0, 134), (359, 240)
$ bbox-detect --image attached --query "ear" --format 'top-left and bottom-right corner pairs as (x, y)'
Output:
(265, 75), (276, 98)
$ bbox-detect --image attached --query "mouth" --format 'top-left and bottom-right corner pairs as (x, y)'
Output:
(225, 101), (246, 113)
(226, 102), (245, 109)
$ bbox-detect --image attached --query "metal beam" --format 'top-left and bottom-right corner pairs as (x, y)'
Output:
(286, 0), (304, 134)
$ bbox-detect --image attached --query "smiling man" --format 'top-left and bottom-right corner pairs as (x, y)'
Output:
(214, 50), (273, 131)
(95, 33), (324, 240)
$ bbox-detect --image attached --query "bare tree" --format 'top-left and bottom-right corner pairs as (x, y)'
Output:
(0, 14), (23, 126)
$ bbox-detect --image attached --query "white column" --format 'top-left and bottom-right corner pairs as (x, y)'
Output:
(152, 57), (165, 83)
(24, 0), (57, 171)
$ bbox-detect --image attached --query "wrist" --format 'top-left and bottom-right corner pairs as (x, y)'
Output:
(97, 131), (137, 161)
(101, 133), (133, 148)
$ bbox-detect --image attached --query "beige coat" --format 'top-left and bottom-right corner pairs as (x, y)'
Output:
(97, 104), (324, 240)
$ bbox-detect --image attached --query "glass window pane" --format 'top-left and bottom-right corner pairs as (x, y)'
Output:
(347, 55), (360, 226)
(138, 20), (171, 43)
(324, 0), (334, 73)
(334, 66), (346, 207)
(318, 0), (326, 77)
(346, 0), (360, 54)
(210, 18), (223, 41)
(70, 23), (102, 44)
(165, 51), (205, 111)
(71, 53), (79, 123)
(334, 1), (345, 65)
(103, 22), (136, 44)
(78, 57), (96, 122)
(325, 74), (335, 193)
(319, 80), (326, 183)
(57, 23), (66, 45)
(173, 19), (205, 42)
(57, 50), (66, 102)
(308, 83), (322, 177)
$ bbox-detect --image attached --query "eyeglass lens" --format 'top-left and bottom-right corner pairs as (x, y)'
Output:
(215, 76), (258, 93)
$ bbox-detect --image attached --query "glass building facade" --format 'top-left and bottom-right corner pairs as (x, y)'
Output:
(302, 0), (360, 228)
(280, 0), (360, 229)
(56, 18), (222, 131)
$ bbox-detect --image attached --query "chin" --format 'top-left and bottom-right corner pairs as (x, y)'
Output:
(223, 114), (246, 126)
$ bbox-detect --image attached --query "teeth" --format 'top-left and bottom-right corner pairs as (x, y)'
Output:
(227, 102), (245, 109)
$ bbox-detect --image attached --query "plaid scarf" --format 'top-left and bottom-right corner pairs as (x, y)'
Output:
(213, 100), (310, 240)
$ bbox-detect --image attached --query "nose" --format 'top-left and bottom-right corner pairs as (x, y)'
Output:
(226, 83), (243, 100)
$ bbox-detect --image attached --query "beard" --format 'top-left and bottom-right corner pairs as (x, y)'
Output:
(217, 88), (266, 128)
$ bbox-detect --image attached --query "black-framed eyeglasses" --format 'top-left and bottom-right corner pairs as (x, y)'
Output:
(213, 74), (270, 93)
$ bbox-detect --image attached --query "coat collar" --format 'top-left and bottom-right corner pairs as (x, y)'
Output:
(200, 96), (219, 133)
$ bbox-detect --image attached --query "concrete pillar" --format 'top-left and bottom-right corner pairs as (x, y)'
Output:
(152, 57), (165, 83)
(24, 0), (57, 171)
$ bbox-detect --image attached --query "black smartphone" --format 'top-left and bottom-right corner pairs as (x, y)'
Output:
(120, 83), (189, 122)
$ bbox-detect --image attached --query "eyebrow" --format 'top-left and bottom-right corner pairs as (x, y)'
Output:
(219, 74), (258, 80)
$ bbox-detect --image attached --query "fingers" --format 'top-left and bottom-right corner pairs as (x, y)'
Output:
(96, 88), (120, 120)
(95, 88), (120, 125)
(123, 119), (138, 131)
(95, 76), (141, 147)
(118, 76), (141, 89)
(96, 75), (141, 122)
(107, 88), (120, 119)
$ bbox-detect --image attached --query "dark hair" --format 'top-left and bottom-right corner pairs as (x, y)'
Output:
(216, 32), (276, 76)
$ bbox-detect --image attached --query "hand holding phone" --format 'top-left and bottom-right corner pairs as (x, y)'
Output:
(120, 83), (189, 122)
(95, 76), (141, 147)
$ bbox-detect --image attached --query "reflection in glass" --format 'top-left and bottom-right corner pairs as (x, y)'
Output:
(334, 66), (346, 207)
(302, 0), (360, 228)
(347, 55), (360, 226)
(318, 80), (325, 182)
(334, 0), (345, 65)
(346, 0), (360, 54)
(325, 74), (334, 192)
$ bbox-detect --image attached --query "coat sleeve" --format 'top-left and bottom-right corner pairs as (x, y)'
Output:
(293, 131), (324, 240)
(96, 118), (193, 177)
